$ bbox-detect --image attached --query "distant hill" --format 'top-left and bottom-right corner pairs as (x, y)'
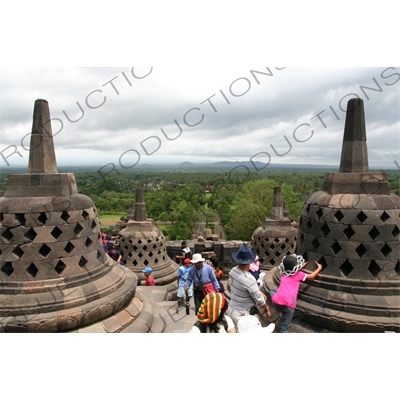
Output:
(2, 161), (391, 174)
(210, 161), (339, 171)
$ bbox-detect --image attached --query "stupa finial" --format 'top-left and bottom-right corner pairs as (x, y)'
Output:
(339, 98), (369, 173)
(134, 186), (147, 221)
(28, 99), (58, 174)
(271, 186), (284, 220)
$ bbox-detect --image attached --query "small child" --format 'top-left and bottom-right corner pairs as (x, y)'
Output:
(212, 263), (225, 293)
(249, 255), (261, 284)
(270, 254), (322, 333)
(142, 267), (155, 286)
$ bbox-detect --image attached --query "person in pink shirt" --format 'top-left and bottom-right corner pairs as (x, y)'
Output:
(270, 254), (323, 333)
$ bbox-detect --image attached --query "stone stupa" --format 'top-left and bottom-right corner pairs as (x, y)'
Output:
(118, 187), (179, 299)
(0, 99), (154, 332)
(265, 98), (400, 332)
(251, 186), (297, 270)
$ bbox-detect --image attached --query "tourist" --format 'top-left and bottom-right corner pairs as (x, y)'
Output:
(188, 292), (236, 333)
(227, 244), (271, 327)
(213, 262), (225, 293)
(270, 254), (323, 333)
(108, 246), (126, 266)
(101, 232), (111, 252)
(176, 258), (193, 314)
(175, 240), (192, 265)
(142, 267), (155, 286)
(185, 253), (220, 313)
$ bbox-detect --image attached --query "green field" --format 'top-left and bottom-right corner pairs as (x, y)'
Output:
(99, 214), (125, 227)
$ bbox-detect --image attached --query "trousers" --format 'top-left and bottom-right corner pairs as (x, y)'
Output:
(270, 289), (303, 333)
(193, 289), (205, 314)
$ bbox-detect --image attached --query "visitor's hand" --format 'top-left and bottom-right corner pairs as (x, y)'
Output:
(301, 261), (308, 269)
(261, 292), (267, 300)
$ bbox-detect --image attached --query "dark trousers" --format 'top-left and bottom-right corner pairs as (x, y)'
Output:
(193, 289), (205, 314)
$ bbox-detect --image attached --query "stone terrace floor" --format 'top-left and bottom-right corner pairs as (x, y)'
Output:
(131, 280), (329, 333)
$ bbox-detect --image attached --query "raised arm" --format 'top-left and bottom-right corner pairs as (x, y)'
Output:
(305, 262), (323, 280)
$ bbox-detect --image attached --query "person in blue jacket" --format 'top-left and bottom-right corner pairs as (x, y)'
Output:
(185, 253), (220, 314)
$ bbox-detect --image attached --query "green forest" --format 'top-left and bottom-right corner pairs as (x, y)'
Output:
(1, 167), (398, 241)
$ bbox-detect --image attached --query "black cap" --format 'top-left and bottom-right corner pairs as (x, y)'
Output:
(283, 255), (298, 272)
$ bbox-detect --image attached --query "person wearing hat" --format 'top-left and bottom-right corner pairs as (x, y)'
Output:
(188, 292), (236, 333)
(184, 253), (220, 314)
(142, 267), (155, 286)
(270, 254), (322, 333)
(237, 315), (275, 333)
(227, 244), (271, 327)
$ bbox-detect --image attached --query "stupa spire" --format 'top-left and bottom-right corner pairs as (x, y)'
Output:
(28, 99), (58, 174)
(339, 98), (369, 173)
(271, 186), (284, 220)
(134, 187), (147, 221)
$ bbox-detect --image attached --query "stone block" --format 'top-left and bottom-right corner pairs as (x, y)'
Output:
(28, 198), (57, 212)
(39, 174), (63, 186)
(29, 259), (61, 280)
(194, 242), (205, 253)
(1, 214), (19, 227)
(76, 323), (106, 333)
(7, 226), (29, 245)
(32, 317), (59, 333)
(307, 191), (330, 206)
(81, 281), (101, 301)
(80, 304), (105, 327)
(203, 240), (214, 250)
(115, 309), (134, 329)
(328, 194), (355, 209)
(5, 175), (30, 187)
(101, 315), (122, 333)
(57, 308), (84, 331)
(373, 194), (400, 209)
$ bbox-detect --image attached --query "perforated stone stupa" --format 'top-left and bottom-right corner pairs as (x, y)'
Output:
(118, 187), (178, 298)
(0, 99), (153, 333)
(251, 186), (297, 270)
(266, 98), (400, 332)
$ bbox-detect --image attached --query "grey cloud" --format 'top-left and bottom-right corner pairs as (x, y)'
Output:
(1, 67), (398, 170)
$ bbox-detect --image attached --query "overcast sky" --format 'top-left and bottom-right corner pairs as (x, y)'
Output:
(1, 67), (399, 170)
